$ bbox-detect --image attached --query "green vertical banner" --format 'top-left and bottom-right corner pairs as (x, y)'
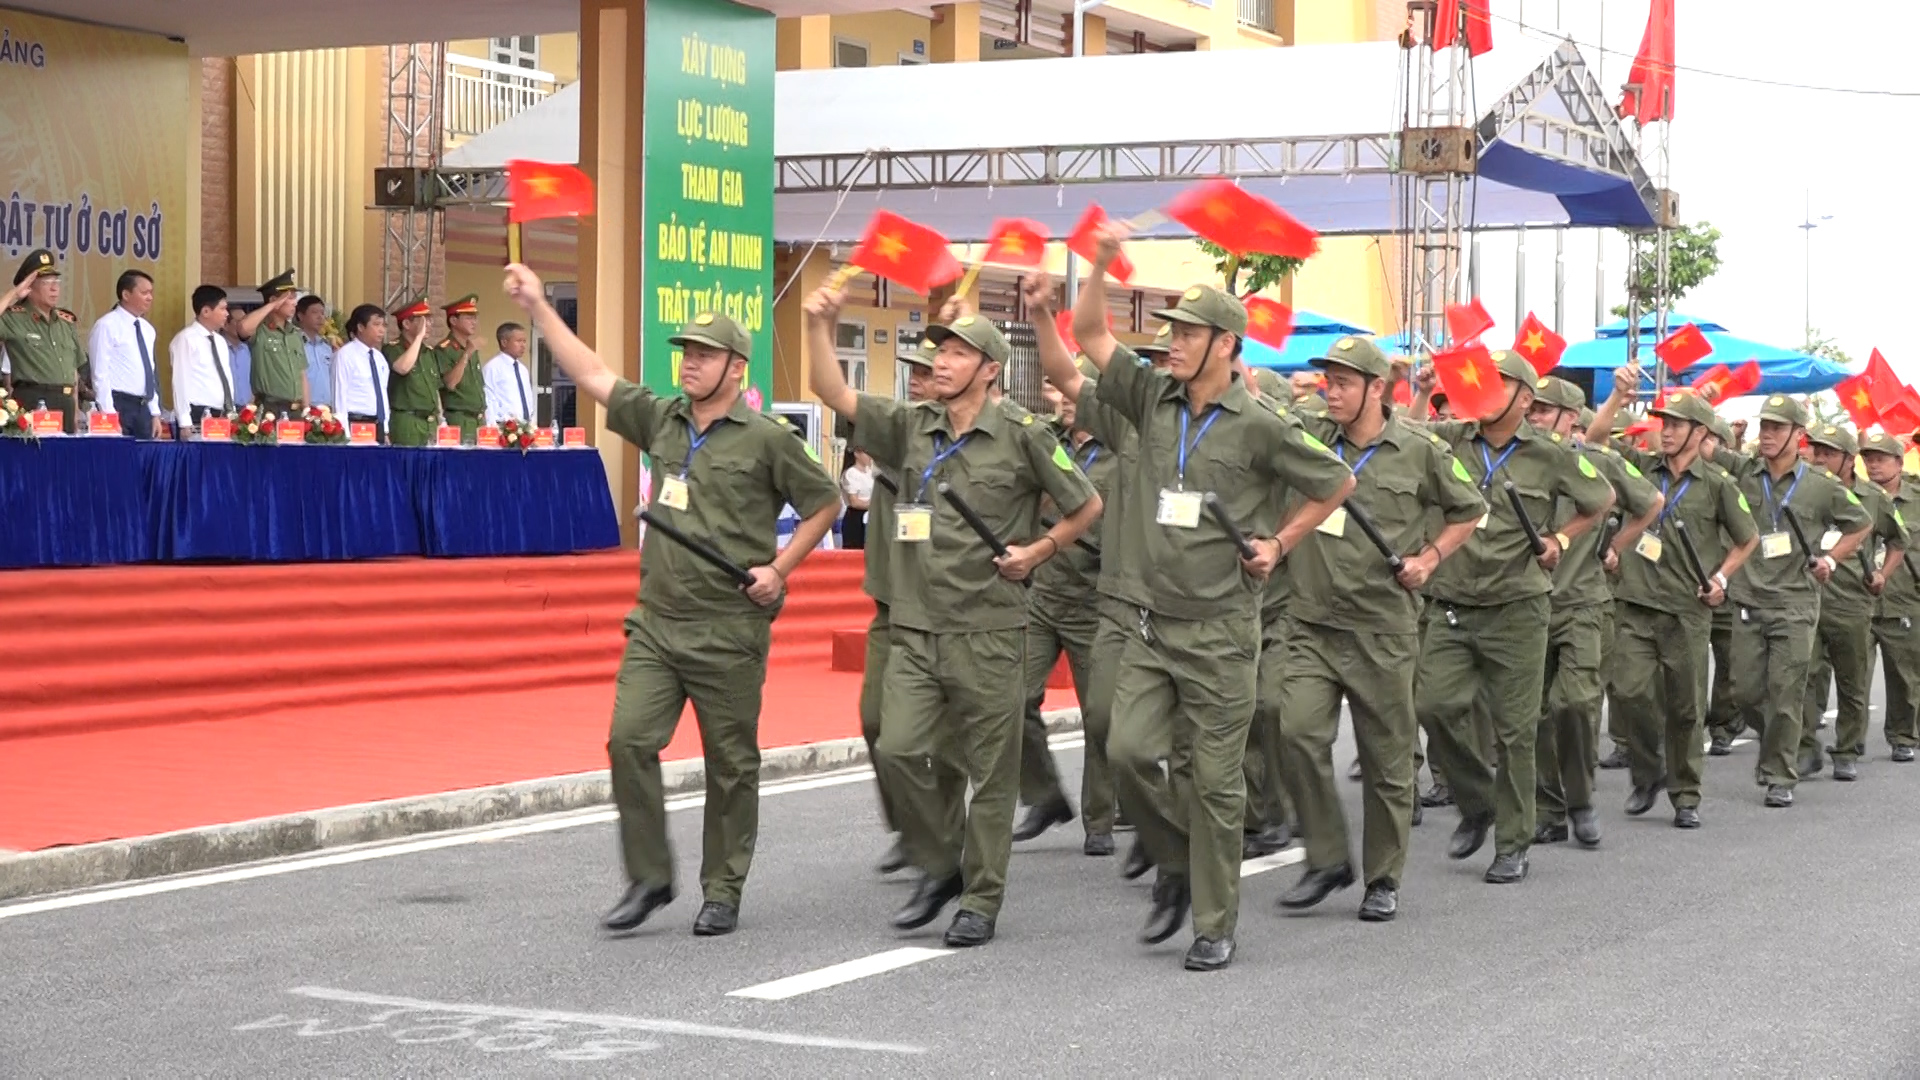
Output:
(642, 0), (775, 405)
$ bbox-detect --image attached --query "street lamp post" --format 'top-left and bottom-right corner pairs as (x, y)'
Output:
(1798, 188), (1833, 349)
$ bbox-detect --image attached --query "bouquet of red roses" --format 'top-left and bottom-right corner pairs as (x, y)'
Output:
(232, 404), (277, 445)
(303, 404), (348, 445)
(0, 386), (35, 442)
(497, 417), (537, 455)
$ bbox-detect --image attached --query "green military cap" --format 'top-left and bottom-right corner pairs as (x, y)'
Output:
(669, 310), (753, 359)
(1651, 389), (1716, 428)
(1706, 413), (1733, 444)
(1153, 284), (1248, 337)
(1756, 392), (1809, 428)
(925, 313), (1009, 365)
(899, 336), (938, 369)
(1311, 335), (1390, 380)
(1293, 392), (1330, 417)
(1137, 323), (1173, 356)
(13, 248), (56, 286)
(259, 268), (297, 298)
(1531, 375), (1583, 411)
(1806, 423), (1859, 456)
(1578, 407), (1595, 430)
(1861, 431), (1905, 459)
(1491, 350), (1536, 386)
(1611, 408), (1635, 434)
(1250, 367), (1290, 400)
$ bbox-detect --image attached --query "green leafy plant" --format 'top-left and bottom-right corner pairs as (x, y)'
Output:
(1612, 221), (1723, 318)
(1197, 240), (1304, 298)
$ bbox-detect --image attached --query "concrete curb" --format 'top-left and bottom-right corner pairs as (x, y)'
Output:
(0, 708), (1084, 904)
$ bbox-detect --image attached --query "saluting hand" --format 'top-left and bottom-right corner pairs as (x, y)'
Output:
(744, 565), (785, 607)
(410, 318), (430, 344)
(502, 264), (545, 311)
(1241, 537), (1283, 581)
(994, 542), (1047, 582)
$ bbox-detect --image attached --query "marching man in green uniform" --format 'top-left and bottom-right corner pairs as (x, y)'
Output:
(503, 263), (842, 938)
(807, 283), (1100, 949)
(1053, 223), (1354, 971)
(1701, 415), (1746, 757)
(385, 297), (442, 447)
(1241, 358), (1304, 856)
(434, 294), (488, 443)
(0, 250), (88, 433)
(1800, 424), (1907, 781)
(243, 270), (307, 415)
(1274, 336), (1485, 922)
(1860, 433), (1920, 763)
(1525, 377), (1662, 847)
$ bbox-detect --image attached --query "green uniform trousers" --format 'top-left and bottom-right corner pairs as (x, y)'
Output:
(1535, 604), (1609, 825)
(860, 603), (902, 833)
(1603, 599), (1631, 751)
(390, 411), (437, 447)
(1243, 606), (1295, 836)
(1414, 595), (1550, 857)
(1613, 601), (1710, 808)
(1278, 621), (1419, 889)
(1705, 610), (1740, 743)
(608, 607), (770, 907)
(1874, 615), (1920, 750)
(1020, 597), (1115, 832)
(1802, 609), (1874, 763)
(1108, 607), (1259, 941)
(1732, 603), (1821, 789)
(876, 626), (1025, 920)
(447, 408), (483, 443)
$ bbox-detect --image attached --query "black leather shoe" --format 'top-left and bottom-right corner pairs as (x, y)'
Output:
(942, 909), (994, 948)
(1799, 749), (1826, 778)
(1012, 800), (1074, 842)
(1183, 936), (1234, 971)
(1765, 785), (1794, 808)
(1420, 783), (1454, 808)
(1447, 812), (1493, 860)
(1533, 821), (1568, 844)
(1569, 807), (1601, 847)
(1833, 759), (1859, 782)
(1673, 807), (1701, 829)
(601, 882), (675, 932)
(1278, 864), (1355, 910)
(1358, 883), (1398, 922)
(1083, 832), (1115, 857)
(1140, 878), (1190, 945)
(692, 901), (738, 936)
(1243, 825), (1291, 859)
(1625, 778), (1666, 816)
(876, 839), (909, 876)
(1894, 746), (1916, 763)
(1598, 747), (1630, 770)
(891, 872), (963, 930)
(1120, 838), (1153, 881)
(1708, 735), (1733, 757)
(1483, 851), (1529, 884)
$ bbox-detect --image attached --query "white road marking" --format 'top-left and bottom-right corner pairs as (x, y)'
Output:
(285, 986), (924, 1054)
(1240, 848), (1306, 877)
(727, 947), (950, 1001)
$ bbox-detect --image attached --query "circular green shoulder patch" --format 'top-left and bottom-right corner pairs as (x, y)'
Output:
(1451, 458), (1472, 484)
(1737, 492), (1751, 513)
(1578, 455), (1599, 479)
(1624, 460), (1644, 479)
(1051, 444), (1073, 471)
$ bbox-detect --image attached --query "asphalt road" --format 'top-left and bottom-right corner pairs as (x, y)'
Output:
(6, 702), (1920, 1079)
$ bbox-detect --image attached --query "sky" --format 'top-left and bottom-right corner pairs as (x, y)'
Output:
(1463, 0), (1917, 381)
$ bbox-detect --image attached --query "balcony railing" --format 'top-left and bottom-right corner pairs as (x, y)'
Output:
(1237, 0), (1277, 33)
(444, 53), (560, 141)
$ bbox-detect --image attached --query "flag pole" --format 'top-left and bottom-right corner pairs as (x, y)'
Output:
(507, 222), (523, 266)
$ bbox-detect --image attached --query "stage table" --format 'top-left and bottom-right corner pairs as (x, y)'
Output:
(0, 438), (621, 569)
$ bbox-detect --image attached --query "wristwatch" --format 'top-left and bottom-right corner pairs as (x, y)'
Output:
(1553, 531), (1572, 552)
(1711, 571), (1729, 591)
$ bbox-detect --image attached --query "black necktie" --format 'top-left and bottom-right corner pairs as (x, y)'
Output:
(515, 363), (531, 421)
(134, 318), (155, 400)
(210, 335), (234, 413)
(370, 347), (387, 428)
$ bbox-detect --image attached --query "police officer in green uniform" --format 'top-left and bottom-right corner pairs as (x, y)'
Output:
(244, 270), (308, 414)
(1525, 377), (1662, 846)
(434, 294), (487, 443)
(1410, 351), (1614, 882)
(809, 285), (1100, 949)
(385, 297), (442, 447)
(1801, 424), (1907, 781)
(1240, 360), (1304, 857)
(1057, 222), (1354, 971)
(1597, 405), (1649, 771)
(1722, 395), (1870, 807)
(1275, 336), (1484, 921)
(1861, 433), (1920, 763)
(0, 250), (87, 433)
(506, 264), (842, 938)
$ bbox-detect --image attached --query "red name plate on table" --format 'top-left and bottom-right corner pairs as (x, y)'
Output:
(31, 409), (62, 435)
(87, 412), (122, 436)
(435, 425), (463, 447)
(475, 425), (501, 447)
(563, 427), (588, 447)
(349, 422), (379, 445)
(533, 429), (556, 448)
(200, 417), (233, 442)
(275, 420), (308, 442)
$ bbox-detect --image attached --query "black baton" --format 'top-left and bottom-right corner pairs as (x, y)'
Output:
(1779, 504), (1820, 573)
(1202, 492), (1259, 561)
(1502, 481), (1548, 557)
(1859, 546), (1877, 582)
(1594, 511), (1622, 565)
(1671, 519), (1713, 593)
(874, 471), (899, 497)
(937, 481), (1030, 589)
(640, 510), (754, 588)
(1041, 515), (1102, 556)
(1345, 500), (1404, 572)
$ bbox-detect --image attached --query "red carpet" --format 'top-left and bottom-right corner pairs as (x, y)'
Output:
(0, 550), (1076, 852)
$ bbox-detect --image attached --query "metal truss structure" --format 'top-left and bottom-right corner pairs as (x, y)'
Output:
(379, 42), (446, 311)
(1394, 0), (1474, 359)
(1622, 117), (1674, 399)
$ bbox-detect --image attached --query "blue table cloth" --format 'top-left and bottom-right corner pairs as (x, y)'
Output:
(0, 438), (622, 569)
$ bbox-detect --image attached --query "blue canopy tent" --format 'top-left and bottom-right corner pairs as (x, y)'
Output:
(1557, 314), (1854, 397)
(1242, 311), (1374, 371)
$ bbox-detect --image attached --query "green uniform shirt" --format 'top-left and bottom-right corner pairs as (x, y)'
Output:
(437, 338), (487, 415)
(1033, 433), (1117, 603)
(861, 466), (900, 604)
(1820, 475), (1907, 619)
(1075, 376), (1140, 605)
(1094, 344), (1352, 621)
(1421, 419), (1615, 608)
(1615, 449), (1758, 618)
(854, 392), (1096, 635)
(1254, 395), (1299, 615)
(0, 305), (86, 386)
(1877, 478), (1920, 618)
(1726, 460), (1870, 609)
(608, 381), (840, 621)
(249, 321), (306, 402)
(385, 341), (443, 415)
(1289, 414), (1486, 634)
(1551, 439), (1660, 611)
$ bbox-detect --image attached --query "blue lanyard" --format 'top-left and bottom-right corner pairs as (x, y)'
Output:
(1656, 471), (1692, 529)
(1177, 406), (1223, 487)
(1078, 441), (1100, 471)
(1476, 438), (1520, 492)
(1336, 438), (1381, 477)
(1760, 463), (1804, 529)
(680, 419), (717, 479)
(915, 433), (972, 502)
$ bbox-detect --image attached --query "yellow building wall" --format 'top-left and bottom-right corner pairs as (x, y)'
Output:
(826, 11), (936, 65)
(446, 34), (580, 82)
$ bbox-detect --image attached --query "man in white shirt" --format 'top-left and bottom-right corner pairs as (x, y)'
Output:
(482, 321), (537, 426)
(296, 294), (335, 412)
(87, 269), (161, 438)
(170, 285), (239, 435)
(332, 302), (427, 443)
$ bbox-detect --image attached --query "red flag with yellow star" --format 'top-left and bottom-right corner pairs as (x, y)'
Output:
(1243, 298), (1293, 349)
(1067, 204), (1134, 285)
(506, 160), (595, 223)
(847, 211), (963, 294)
(1866, 348), (1904, 407)
(1445, 299), (1494, 347)
(1512, 312), (1566, 374)
(1431, 344), (1504, 421)
(1652, 323), (1712, 371)
(1835, 372), (1881, 429)
(1166, 180), (1317, 260)
(982, 218), (1048, 269)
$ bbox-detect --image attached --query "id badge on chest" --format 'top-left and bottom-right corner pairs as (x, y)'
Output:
(895, 504), (932, 543)
(1636, 533), (1662, 563)
(657, 476), (690, 511)
(1316, 506), (1348, 537)
(1762, 531), (1793, 560)
(1157, 489), (1204, 529)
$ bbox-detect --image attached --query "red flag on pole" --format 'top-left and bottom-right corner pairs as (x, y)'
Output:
(1617, 0), (1676, 123)
(981, 218), (1049, 269)
(1431, 344), (1505, 421)
(1445, 299), (1494, 346)
(1687, 363), (1732, 401)
(1067, 204), (1134, 285)
(847, 211), (963, 294)
(1512, 312), (1567, 374)
(1653, 323), (1713, 371)
(506, 160), (595, 223)
(1835, 373), (1881, 429)
(1866, 348), (1904, 404)
(1243, 298), (1293, 349)
(1432, 0), (1493, 57)
(1165, 180), (1318, 260)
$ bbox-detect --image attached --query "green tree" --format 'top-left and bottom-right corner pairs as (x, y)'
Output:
(1611, 220), (1723, 319)
(1198, 240), (1304, 297)
(1803, 328), (1852, 367)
